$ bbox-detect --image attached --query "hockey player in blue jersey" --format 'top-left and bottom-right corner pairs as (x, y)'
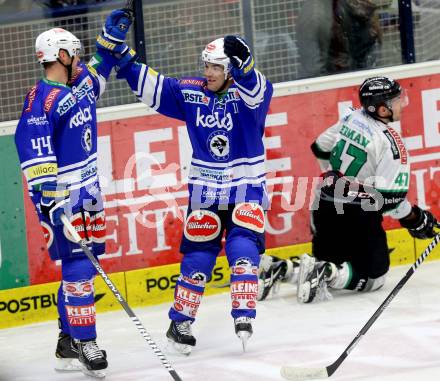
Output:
(110, 35), (273, 353)
(14, 10), (132, 377)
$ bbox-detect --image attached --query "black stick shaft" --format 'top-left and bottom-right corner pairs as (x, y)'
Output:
(61, 215), (183, 381)
(326, 233), (440, 377)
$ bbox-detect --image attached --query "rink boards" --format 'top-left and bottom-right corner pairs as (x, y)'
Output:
(2, 227), (439, 329)
(0, 60), (440, 329)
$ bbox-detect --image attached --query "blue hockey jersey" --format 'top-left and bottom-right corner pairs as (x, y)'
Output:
(119, 63), (273, 206)
(15, 62), (105, 210)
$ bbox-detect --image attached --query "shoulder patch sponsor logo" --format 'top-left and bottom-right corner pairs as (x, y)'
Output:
(44, 88), (62, 113)
(180, 78), (205, 86)
(25, 86), (37, 113)
(57, 93), (76, 116)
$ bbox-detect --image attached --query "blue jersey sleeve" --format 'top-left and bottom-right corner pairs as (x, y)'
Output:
(233, 69), (273, 111)
(71, 62), (104, 101)
(118, 62), (186, 121)
(15, 85), (60, 189)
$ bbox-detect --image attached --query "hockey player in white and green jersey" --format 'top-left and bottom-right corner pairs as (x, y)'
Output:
(258, 76), (438, 303)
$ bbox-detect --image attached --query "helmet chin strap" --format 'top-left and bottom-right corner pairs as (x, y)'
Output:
(369, 102), (394, 124)
(383, 102), (395, 123)
(57, 55), (74, 83)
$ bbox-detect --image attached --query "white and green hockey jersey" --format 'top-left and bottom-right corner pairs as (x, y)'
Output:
(311, 108), (411, 219)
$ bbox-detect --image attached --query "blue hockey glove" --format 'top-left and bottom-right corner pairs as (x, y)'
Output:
(96, 9), (132, 54)
(89, 43), (137, 79)
(224, 35), (254, 76)
(39, 182), (71, 226)
(399, 205), (439, 239)
(115, 46), (137, 72)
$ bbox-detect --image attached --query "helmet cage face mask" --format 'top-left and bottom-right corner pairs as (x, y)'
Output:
(201, 38), (231, 79)
(36, 28), (82, 64)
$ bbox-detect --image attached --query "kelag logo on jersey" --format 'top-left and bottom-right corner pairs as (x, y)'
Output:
(207, 130), (230, 161)
(182, 90), (210, 105)
(196, 107), (233, 130)
(70, 106), (92, 128)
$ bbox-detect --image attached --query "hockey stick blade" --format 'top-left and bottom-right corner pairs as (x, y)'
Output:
(280, 233), (440, 381)
(280, 366), (328, 381)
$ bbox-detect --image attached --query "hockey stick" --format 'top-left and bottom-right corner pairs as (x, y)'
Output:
(281, 232), (440, 381)
(61, 215), (183, 381)
(124, 0), (134, 15)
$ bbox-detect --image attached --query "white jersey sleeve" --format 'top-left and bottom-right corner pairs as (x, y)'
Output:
(312, 121), (341, 171)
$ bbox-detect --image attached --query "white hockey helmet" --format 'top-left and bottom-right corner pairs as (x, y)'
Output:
(201, 38), (231, 78)
(35, 28), (82, 64)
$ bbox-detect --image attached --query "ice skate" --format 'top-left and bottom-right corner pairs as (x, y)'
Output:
(77, 339), (108, 378)
(55, 332), (81, 372)
(258, 255), (296, 301)
(297, 254), (333, 303)
(234, 317), (253, 352)
(166, 320), (196, 356)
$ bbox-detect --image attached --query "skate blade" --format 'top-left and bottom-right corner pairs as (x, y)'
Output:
(80, 364), (106, 379)
(167, 338), (192, 356)
(237, 331), (252, 352)
(297, 255), (315, 303)
(54, 358), (82, 372)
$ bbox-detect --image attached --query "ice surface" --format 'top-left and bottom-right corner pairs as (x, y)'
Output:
(2, 261), (440, 381)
